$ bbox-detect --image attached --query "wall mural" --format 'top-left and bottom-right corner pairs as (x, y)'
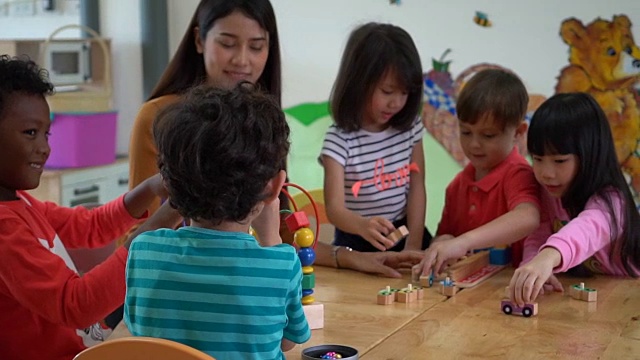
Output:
(421, 50), (546, 166)
(283, 14), (640, 204)
(555, 15), (640, 197)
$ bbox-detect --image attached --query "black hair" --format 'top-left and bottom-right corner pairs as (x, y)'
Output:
(330, 22), (423, 132)
(0, 55), (54, 120)
(154, 83), (290, 224)
(149, 0), (281, 105)
(528, 92), (640, 276)
(456, 68), (528, 129)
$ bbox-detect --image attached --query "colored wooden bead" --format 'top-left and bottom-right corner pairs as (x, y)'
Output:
(294, 227), (315, 248)
(298, 247), (316, 267)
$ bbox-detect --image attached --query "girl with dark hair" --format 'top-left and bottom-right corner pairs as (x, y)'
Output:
(320, 22), (431, 253)
(510, 92), (640, 306)
(128, 0), (282, 214)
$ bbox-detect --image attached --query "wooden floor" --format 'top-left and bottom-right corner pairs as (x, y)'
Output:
(110, 267), (640, 359)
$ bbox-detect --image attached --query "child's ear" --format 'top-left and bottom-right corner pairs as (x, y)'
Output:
(515, 121), (528, 139)
(263, 170), (286, 204)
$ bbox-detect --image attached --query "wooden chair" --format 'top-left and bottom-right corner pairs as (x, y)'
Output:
(74, 337), (215, 360)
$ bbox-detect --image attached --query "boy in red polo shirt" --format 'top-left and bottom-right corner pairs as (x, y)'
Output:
(415, 69), (540, 277)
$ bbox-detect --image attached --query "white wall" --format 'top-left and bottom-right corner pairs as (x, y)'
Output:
(2, 0), (639, 154)
(99, 0), (143, 155)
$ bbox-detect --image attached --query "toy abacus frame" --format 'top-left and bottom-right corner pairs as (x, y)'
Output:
(281, 182), (320, 249)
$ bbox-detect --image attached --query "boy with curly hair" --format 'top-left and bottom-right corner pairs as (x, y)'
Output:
(124, 84), (310, 359)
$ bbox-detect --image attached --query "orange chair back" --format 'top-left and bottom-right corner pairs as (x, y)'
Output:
(74, 337), (216, 360)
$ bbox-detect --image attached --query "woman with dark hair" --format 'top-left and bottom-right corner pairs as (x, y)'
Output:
(129, 0), (282, 214)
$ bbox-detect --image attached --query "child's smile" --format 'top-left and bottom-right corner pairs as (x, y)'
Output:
(0, 94), (51, 200)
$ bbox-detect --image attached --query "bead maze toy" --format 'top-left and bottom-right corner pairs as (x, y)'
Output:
(569, 282), (597, 302)
(281, 183), (324, 329)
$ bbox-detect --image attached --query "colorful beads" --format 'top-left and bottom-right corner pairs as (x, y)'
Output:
(286, 211), (316, 306)
(321, 351), (342, 359)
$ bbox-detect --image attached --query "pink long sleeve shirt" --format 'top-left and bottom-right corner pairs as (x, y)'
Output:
(522, 190), (637, 276)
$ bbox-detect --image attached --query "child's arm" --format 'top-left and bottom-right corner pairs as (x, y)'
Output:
(39, 174), (167, 249)
(281, 338), (296, 352)
(404, 140), (426, 251)
(122, 173), (166, 219)
(418, 201), (540, 275)
(0, 216), (130, 328)
(323, 156), (396, 251)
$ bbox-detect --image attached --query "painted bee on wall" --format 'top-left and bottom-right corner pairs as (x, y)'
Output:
(474, 11), (492, 27)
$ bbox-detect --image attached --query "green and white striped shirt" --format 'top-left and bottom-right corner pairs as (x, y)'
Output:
(125, 227), (310, 360)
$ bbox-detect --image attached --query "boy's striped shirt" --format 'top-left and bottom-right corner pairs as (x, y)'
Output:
(125, 227), (310, 360)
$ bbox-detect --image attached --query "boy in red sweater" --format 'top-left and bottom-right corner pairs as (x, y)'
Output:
(0, 55), (178, 360)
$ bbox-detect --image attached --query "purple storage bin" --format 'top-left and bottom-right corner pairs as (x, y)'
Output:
(46, 112), (117, 169)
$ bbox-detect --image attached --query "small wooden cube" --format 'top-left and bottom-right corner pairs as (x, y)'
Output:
(377, 286), (395, 305)
(303, 303), (324, 329)
(388, 225), (409, 243)
(397, 284), (417, 303)
(439, 282), (458, 297)
(285, 211), (310, 232)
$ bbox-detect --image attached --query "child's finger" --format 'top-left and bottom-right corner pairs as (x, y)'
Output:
(529, 277), (546, 303)
(547, 275), (564, 292)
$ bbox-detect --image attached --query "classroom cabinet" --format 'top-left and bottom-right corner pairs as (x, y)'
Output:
(27, 158), (129, 207)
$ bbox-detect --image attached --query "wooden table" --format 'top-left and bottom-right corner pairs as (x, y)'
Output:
(363, 270), (640, 359)
(109, 266), (448, 359)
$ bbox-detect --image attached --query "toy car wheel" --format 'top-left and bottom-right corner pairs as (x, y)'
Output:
(502, 304), (512, 315)
(522, 307), (533, 317)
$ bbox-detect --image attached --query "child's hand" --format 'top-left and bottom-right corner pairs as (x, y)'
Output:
(147, 173), (169, 199)
(359, 217), (396, 251)
(509, 248), (561, 306)
(251, 199), (282, 247)
(414, 237), (468, 277)
(539, 274), (564, 296)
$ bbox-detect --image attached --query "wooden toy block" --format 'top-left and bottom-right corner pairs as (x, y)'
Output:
(489, 247), (511, 265)
(569, 283), (597, 302)
(419, 273), (434, 288)
(455, 264), (505, 288)
(285, 211), (310, 232)
(388, 225), (409, 244)
(303, 303), (324, 329)
(377, 286), (395, 305)
(414, 286), (425, 299)
(445, 251), (490, 281)
(501, 300), (538, 317)
(438, 277), (458, 296)
(397, 284), (417, 303)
